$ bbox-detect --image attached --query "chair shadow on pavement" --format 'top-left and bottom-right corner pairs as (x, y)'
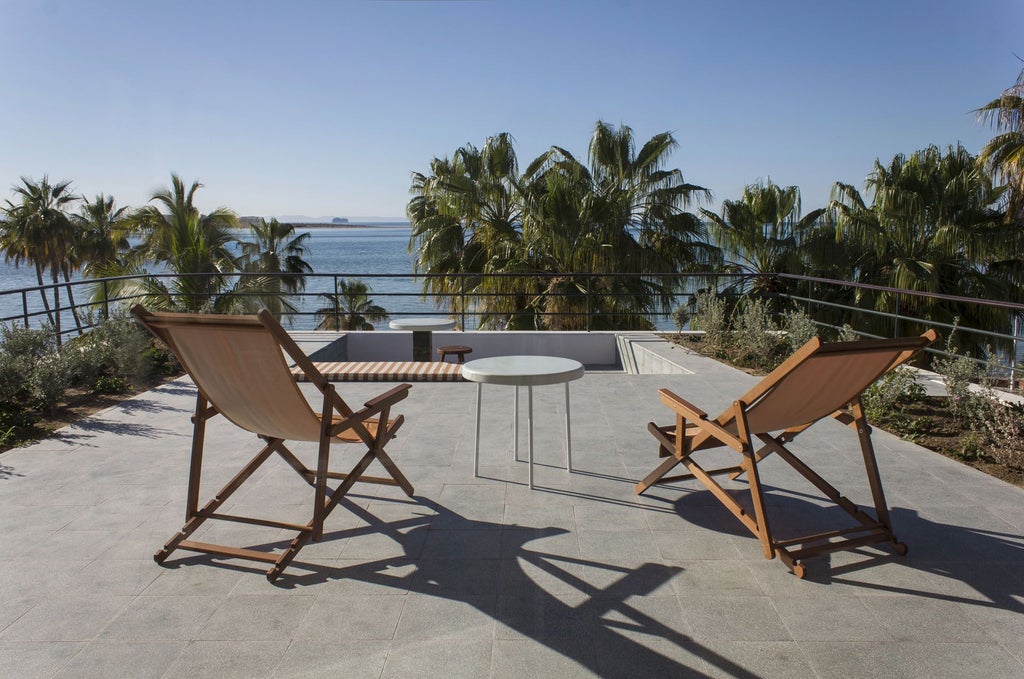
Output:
(178, 496), (762, 679)
(669, 485), (1024, 616)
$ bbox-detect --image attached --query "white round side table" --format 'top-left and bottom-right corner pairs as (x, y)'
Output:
(388, 317), (456, 361)
(461, 355), (585, 489)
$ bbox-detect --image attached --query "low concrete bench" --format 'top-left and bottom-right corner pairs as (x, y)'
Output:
(291, 361), (465, 382)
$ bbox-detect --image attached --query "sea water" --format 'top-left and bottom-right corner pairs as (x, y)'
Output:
(0, 224), (680, 330)
(0, 225), (431, 330)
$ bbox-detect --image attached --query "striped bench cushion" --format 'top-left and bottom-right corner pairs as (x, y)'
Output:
(292, 361), (465, 382)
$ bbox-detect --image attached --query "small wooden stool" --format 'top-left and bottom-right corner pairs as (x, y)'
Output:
(437, 344), (473, 364)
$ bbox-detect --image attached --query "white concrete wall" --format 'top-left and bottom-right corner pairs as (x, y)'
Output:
(616, 333), (695, 375)
(344, 330), (621, 366)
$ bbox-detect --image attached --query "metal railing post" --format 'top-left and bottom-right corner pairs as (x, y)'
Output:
(53, 284), (62, 347)
(102, 280), (110, 321)
(585, 274), (592, 332)
(460, 274), (466, 331)
(893, 296), (900, 338)
(21, 290), (28, 328)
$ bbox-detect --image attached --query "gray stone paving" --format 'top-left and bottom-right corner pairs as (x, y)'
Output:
(1, 348), (1022, 678)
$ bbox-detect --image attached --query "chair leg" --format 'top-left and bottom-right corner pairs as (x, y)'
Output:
(312, 388), (335, 542)
(155, 438), (285, 565)
(850, 400), (901, 549)
(372, 447), (414, 496)
(185, 394), (209, 521)
(635, 455), (682, 494)
(741, 447), (775, 560)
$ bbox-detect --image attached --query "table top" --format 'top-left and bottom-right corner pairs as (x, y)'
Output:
(388, 318), (457, 331)
(461, 355), (585, 386)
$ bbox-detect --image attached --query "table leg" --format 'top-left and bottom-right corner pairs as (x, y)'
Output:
(565, 382), (572, 472)
(411, 330), (432, 361)
(513, 386), (519, 462)
(528, 385), (534, 489)
(474, 383), (482, 477)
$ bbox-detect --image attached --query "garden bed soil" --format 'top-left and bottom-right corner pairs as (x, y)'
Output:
(665, 334), (1024, 489)
(0, 375), (179, 454)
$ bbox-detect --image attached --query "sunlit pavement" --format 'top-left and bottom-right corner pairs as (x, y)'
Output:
(1, 348), (1022, 679)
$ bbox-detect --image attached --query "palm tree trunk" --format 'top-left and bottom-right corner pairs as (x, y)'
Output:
(62, 266), (84, 333)
(50, 269), (62, 346)
(34, 263), (55, 326)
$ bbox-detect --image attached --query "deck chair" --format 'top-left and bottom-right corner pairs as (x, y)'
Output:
(132, 305), (414, 581)
(636, 330), (937, 577)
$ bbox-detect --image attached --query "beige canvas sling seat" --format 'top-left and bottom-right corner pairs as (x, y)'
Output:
(131, 305), (415, 582)
(291, 360), (465, 382)
(636, 330), (937, 578)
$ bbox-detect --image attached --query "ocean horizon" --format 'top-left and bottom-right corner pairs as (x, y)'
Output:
(0, 226), (435, 331)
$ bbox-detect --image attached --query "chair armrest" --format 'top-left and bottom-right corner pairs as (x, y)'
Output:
(363, 383), (412, 410)
(328, 384), (411, 437)
(658, 389), (707, 419)
(658, 388), (745, 452)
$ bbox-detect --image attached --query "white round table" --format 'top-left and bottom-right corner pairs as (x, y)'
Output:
(388, 317), (456, 361)
(461, 355), (585, 488)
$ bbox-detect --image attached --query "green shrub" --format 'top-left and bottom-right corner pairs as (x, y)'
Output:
(976, 400), (1024, 467)
(0, 323), (54, 361)
(836, 324), (861, 342)
(0, 323), (52, 429)
(671, 305), (691, 335)
(933, 323), (984, 423)
(732, 298), (779, 368)
(862, 365), (926, 423)
(93, 375), (130, 395)
(958, 431), (987, 460)
(782, 308), (818, 353)
(66, 312), (166, 390)
(692, 291), (730, 355)
(29, 350), (68, 413)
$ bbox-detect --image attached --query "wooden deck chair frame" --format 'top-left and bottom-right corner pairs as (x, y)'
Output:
(636, 330), (937, 578)
(132, 304), (414, 582)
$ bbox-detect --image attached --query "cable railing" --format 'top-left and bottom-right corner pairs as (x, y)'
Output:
(2, 270), (1022, 380)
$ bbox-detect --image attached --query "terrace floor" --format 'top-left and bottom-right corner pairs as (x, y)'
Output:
(1, 349), (1022, 678)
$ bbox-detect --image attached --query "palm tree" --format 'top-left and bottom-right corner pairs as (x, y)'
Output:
(239, 218), (313, 320)
(0, 176), (79, 333)
(829, 144), (1012, 339)
(76, 194), (133, 317)
(408, 123), (717, 330)
(315, 279), (388, 330)
(522, 121), (716, 329)
(976, 66), (1024, 221)
(408, 133), (529, 327)
(106, 174), (251, 312)
(75, 193), (132, 276)
(700, 180), (825, 298)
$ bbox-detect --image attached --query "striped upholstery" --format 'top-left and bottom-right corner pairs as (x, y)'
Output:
(292, 361), (465, 382)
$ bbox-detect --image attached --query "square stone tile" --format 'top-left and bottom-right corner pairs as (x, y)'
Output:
(0, 641), (83, 678)
(492, 639), (598, 678)
(100, 596), (223, 641)
(293, 595), (405, 641)
(162, 640), (289, 679)
(858, 595), (991, 642)
(771, 595), (893, 641)
(382, 639), (493, 679)
(0, 595), (132, 641)
(196, 594), (315, 641)
(54, 640), (184, 679)
(699, 640), (815, 679)
(394, 594), (496, 641)
(274, 641), (389, 678)
(681, 596), (793, 642)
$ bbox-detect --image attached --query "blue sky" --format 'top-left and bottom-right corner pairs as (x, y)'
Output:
(1, 0), (1021, 220)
